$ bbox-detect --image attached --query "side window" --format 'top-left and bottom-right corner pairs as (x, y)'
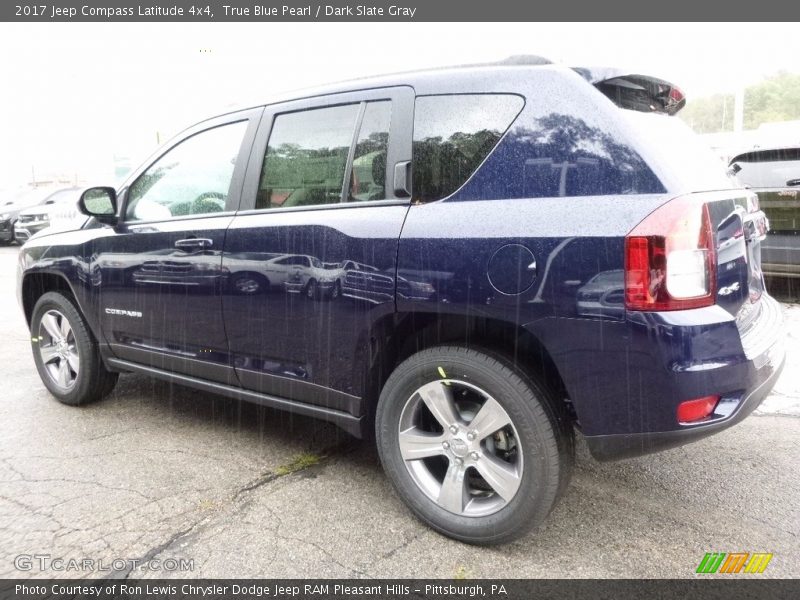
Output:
(412, 95), (524, 203)
(347, 101), (392, 202)
(257, 104), (360, 210)
(126, 121), (247, 221)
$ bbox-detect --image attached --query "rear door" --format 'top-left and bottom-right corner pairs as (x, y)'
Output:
(222, 87), (414, 414)
(96, 110), (261, 384)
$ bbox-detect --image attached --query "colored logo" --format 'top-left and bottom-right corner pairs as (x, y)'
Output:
(696, 552), (773, 574)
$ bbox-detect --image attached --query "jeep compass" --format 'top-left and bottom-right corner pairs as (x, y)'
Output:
(17, 57), (785, 544)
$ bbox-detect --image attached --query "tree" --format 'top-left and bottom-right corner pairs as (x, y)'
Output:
(680, 72), (800, 133)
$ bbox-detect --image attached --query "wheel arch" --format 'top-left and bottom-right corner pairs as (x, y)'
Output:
(230, 270), (269, 282)
(22, 271), (80, 329)
(361, 311), (574, 430)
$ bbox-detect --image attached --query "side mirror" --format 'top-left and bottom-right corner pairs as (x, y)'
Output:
(79, 187), (118, 225)
(727, 162), (742, 177)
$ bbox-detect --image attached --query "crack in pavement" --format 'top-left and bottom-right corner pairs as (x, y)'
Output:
(232, 441), (356, 501)
(98, 441), (358, 579)
(104, 523), (200, 580)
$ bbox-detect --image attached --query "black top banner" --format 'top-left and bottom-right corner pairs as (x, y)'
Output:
(2, 0), (800, 22)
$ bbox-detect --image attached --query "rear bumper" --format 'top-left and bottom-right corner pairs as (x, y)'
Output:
(528, 294), (786, 462)
(585, 340), (785, 460)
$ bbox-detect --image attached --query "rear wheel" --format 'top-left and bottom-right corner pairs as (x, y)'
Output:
(31, 291), (118, 406)
(376, 346), (572, 544)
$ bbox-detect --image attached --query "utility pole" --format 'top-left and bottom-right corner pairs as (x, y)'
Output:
(733, 87), (745, 146)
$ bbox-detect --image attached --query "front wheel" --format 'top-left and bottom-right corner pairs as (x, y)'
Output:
(329, 280), (341, 301)
(376, 346), (572, 544)
(231, 272), (268, 295)
(31, 291), (118, 406)
(305, 279), (318, 300)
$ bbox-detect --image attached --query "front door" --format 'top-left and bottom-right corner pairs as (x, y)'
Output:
(96, 110), (260, 384)
(222, 88), (414, 414)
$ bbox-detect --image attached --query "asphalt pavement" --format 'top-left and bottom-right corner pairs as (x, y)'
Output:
(0, 245), (798, 579)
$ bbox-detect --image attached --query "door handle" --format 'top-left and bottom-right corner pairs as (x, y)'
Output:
(175, 238), (213, 251)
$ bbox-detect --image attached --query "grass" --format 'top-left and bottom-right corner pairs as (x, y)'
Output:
(274, 452), (323, 476)
(454, 564), (471, 579)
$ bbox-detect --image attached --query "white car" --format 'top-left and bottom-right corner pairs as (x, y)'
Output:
(13, 187), (84, 243)
(225, 252), (340, 298)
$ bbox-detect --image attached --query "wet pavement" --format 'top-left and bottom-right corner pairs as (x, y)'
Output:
(1, 245), (798, 579)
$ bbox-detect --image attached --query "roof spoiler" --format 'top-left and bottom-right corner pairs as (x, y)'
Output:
(573, 67), (686, 116)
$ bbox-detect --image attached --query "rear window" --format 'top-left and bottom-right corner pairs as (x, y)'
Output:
(730, 148), (800, 189)
(412, 94), (524, 203)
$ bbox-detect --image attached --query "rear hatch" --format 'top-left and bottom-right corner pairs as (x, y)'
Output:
(707, 191), (771, 333)
(584, 68), (776, 340)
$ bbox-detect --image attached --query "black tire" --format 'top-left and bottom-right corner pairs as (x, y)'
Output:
(231, 272), (268, 295)
(30, 291), (118, 406)
(305, 279), (318, 300)
(376, 346), (573, 545)
(329, 280), (341, 301)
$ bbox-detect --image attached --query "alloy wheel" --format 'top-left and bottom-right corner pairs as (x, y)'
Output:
(37, 309), (80, 390)
(398, 379), (523, 517)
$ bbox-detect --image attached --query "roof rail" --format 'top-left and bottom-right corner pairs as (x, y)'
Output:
(495, 55), (552, 66)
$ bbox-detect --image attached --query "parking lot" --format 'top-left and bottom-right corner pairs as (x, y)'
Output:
(0, 244), (798, 579)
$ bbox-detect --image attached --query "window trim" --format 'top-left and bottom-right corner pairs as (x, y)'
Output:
(238, 86), (414, 214)
(341, 102), (368, 203)
(116, 108), (263, 226)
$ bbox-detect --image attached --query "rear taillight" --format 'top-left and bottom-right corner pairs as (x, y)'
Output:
(625, 195), (716, 311)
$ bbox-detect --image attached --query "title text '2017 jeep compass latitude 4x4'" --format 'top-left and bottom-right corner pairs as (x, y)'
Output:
(17, 57), (785, 544)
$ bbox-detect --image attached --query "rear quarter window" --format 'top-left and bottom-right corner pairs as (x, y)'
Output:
(412, 94), (524, 203)
(433, 95), (667, 201)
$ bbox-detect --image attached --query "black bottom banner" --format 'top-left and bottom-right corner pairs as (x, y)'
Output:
(1, 579), (799, 600)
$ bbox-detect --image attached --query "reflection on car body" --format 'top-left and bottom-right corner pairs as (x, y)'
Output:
(575, 270), (625, 319)
(131, 248), (223, 289)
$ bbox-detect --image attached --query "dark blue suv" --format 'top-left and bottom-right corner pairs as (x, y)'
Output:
(17, 58), (785, 544)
